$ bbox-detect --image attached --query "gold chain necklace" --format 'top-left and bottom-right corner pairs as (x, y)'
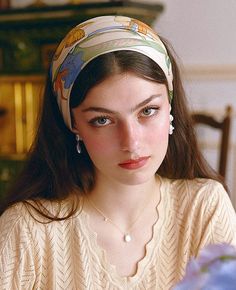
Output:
(86, 194), (153, 243)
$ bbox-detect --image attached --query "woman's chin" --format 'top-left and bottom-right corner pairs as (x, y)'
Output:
(112, 170), (157, 186)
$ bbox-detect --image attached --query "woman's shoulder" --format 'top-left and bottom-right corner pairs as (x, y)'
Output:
(0, 196), (84, 243)
(0, 202), (29, 229)
(160, 176), (231, 212)
(160, 176), (236, 239)
(0, 202), (33, 253)
(0, 201), (46, 237)
(162, 176), (226, 198)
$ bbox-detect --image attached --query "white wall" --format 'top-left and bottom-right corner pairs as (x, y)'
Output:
(155, 0), (236, 65)
(150, 0), (236, 206)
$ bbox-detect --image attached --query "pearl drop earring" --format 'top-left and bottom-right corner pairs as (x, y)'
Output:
(75, 134), (82, 154)
(169, 114), (174, 135)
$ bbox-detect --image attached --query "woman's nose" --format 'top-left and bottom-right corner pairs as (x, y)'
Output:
(119, 121), (141, 153)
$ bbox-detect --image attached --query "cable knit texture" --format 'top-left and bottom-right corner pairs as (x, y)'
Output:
(0, 177), (236, 290)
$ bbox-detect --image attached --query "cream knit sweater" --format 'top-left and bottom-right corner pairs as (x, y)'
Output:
(0, 177), (236, 290)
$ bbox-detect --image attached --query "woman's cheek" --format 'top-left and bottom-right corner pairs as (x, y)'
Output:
(83, 134), (115, 155)
(148, 118), (169, 142)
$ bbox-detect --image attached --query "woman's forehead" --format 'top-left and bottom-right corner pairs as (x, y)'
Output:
(79, 73), (169, 109)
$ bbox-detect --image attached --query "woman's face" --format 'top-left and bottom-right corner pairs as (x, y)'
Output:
(72, 72), (170, 186)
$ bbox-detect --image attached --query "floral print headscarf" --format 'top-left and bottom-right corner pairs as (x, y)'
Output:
(51, 15), (173, 129)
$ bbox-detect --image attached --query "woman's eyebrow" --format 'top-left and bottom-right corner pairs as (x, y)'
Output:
(81, 106), (116, 114)
(134, 94), (161, 111)
(81, 94), (161, 114)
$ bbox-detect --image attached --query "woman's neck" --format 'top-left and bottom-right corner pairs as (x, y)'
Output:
(86, 174), (160, 226)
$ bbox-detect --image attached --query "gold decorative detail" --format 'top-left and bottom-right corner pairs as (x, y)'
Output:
(25, 82), (34, 149)
(14, 83), (24, 154)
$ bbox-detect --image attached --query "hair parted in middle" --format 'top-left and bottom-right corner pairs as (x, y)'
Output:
(69, 47), (220, 181)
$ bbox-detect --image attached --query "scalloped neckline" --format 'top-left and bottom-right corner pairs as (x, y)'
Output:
(79, 176), (168, 285)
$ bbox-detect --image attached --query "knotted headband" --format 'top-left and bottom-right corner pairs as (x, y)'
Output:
(51, 15), (173, 130)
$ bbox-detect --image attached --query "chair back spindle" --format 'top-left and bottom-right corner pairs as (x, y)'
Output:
(192, 106), (232, 178)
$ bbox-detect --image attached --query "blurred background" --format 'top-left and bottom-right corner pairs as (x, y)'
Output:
(156, 0), (236, 208)
(0, 0), (235, 208)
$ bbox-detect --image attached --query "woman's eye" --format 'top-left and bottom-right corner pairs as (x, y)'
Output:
(89, 116), (112, 127)
(140, 107), (158, 117)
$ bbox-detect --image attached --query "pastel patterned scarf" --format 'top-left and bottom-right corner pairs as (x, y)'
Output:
(51, 15), (173, 129)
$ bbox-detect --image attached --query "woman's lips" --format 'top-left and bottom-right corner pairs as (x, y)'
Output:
(118, 156), (150, 170)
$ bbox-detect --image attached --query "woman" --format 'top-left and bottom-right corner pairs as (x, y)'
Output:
(0, 15), (235, 289)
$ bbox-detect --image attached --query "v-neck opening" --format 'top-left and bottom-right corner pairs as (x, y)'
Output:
(78, 175), (168, 286)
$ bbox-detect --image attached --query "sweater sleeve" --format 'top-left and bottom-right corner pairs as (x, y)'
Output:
(0, 204), (36, 290)
(197, 181), (236, 252)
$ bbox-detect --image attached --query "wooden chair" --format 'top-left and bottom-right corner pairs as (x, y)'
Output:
(192, 106), (232, 178)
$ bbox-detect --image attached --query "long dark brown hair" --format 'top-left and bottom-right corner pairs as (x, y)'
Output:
(0, 39), (226, 218)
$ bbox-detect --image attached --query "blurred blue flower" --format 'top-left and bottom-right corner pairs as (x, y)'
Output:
(173, 243), (236, 290)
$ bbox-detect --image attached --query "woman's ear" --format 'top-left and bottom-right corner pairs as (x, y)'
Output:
(71, 123), (83, 141)
(70, 110), (80, 135)
(71, 127), (80, 135)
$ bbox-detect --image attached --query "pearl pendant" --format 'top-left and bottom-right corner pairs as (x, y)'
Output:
(124, 234), (131, 243)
